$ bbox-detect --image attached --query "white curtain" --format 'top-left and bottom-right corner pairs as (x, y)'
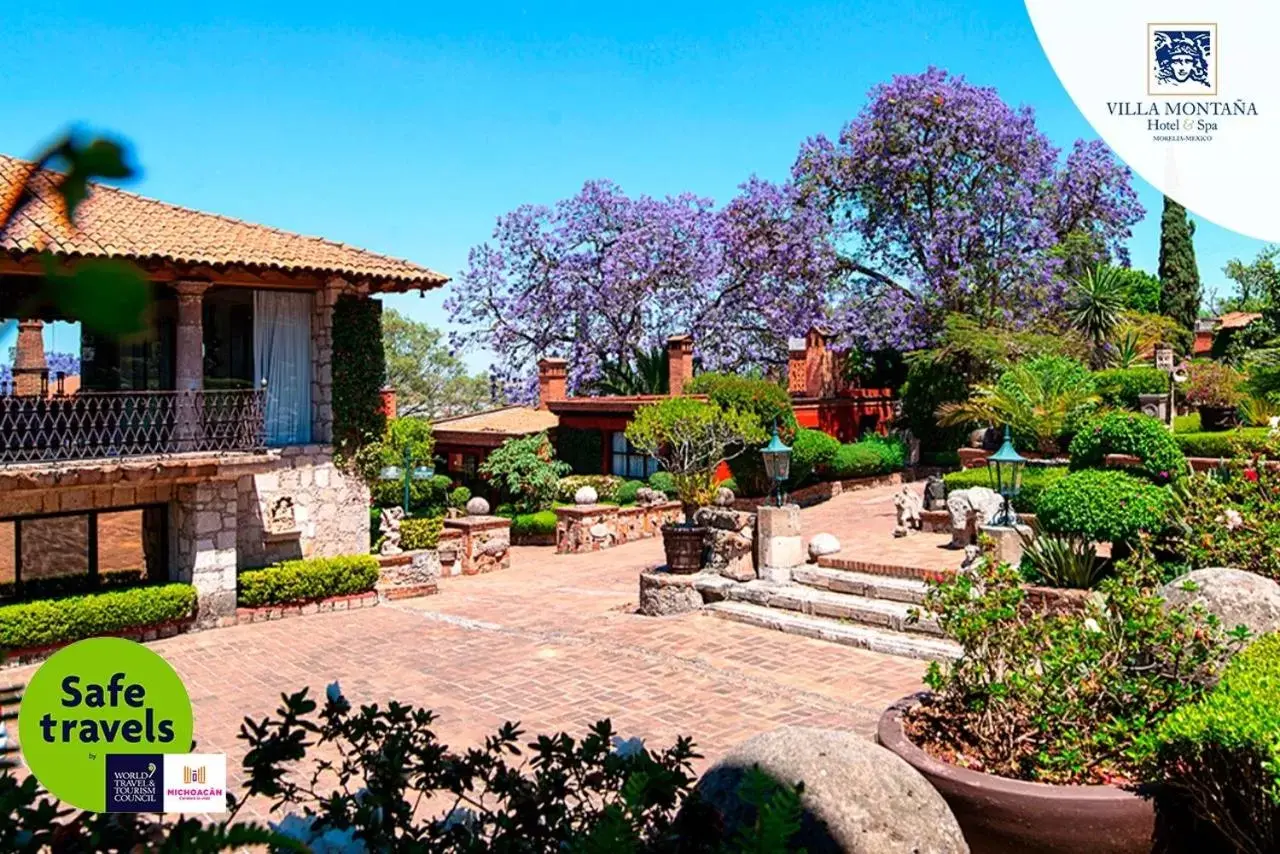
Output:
(254, 291), (313, 446)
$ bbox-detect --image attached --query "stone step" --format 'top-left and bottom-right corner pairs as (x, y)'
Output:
(705, 601), (960, 662)
(791, 566), (930, 606)
(717, 579), (944, 637)
(817, 554), (958, 583)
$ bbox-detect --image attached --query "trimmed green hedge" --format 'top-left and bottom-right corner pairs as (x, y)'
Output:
(510, 510), (558, 538)
(615, 480), (644, 505)
(648, 471), (678, 498)
(401, 517), (444, 550)
(0, 583), (197, 650)
(942, 465), (1069, 514)
(1037, 469), (1175, 546)
(238, 555), (380, 607)
(1069, 412), (1187, 483)
(788, 428), (841, 488)
(831, 435), (907, 479)
(1093, 367), (1169, 409)
(1175, 428), (1273, 458)
(1143, 632), (1280, 851)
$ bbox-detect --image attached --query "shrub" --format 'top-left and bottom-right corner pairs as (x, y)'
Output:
(1093, 367), (1169, 409)
(0, 584), (196, 650)
(1068, 411), (1187, 483)
(372, 473), (453, 516)
(332, 293), (387, 454)
(510, 510), (558, 538)
(648, 470), (678, 497)
(901, 353), (974, 453)
(942, 465), (1068, 514)
(238, 555), (380, 607)
(1142, 632), (1280, 853)
(685, 372), (796, 496)
(911, 550), (1231, 784)
(1173, 464), (1280, 581)
(400, 517), (444, 551)
(1036, 469), (1175, 546)
(786, 428), (841, 488)
(1175, 427), (1274, 459)
(554, 426), (604, 475)
(1183, 360), (1245, 409)
(830, 434), (908, 479)
(1175, 412), (1202, 433)
(557, 474), (622, 504)
(615, 479), (644, 505)
(448, 486), (471, 510)
(479, 432), (571, 513)
(1019, 534), (1108, 589)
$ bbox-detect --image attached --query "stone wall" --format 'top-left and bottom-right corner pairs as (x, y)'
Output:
(556, 501), (682, 554)
(171, 481), (239, 626)
(694, 507), (755, 581)
(443, 516), (511, 574)
(236, 445), (370, 569)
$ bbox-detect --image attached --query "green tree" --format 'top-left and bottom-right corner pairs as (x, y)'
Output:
(1158, 196), (1202, 331)
(1110, 266), (1162, 314)
(479, 432), (569, 513)
(1222, 245), (1280, 314)
(1066, 265), (1128, 364)
(383, 308), (492, 419)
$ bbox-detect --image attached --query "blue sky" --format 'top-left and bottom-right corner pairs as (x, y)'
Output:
(1, 0), (1268, 370)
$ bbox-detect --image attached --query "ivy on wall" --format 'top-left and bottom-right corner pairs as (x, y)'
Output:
(332, 294), (387, 454)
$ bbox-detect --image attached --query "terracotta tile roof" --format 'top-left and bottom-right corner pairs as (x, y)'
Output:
(432, 406), (559, 437)
(1218, 311), (1263, 330)
(0, 154), (447, 292)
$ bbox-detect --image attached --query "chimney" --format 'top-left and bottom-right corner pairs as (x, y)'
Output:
(13, 320), (47, 397)
(667, 335), (693, 396)
(787, 337), (808, 396)
(537, 357), (568, 410)
(379, 386), (398, 420)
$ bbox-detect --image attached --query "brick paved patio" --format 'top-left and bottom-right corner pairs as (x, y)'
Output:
(8, 483), (934, 818)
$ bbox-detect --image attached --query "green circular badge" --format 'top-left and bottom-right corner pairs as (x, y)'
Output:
(18, 638), (194, 811)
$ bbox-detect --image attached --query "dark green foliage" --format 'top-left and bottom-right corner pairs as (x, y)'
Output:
(1019, 535), (1108, 589)
(1112, 266), (1162, 314)
(481, 433), (571, 513)
(615, 479), (644, 505)
(510, 510), (559, 538)
(1158, 196), (1203, 331)
(1174, 428), (1273, 458)
(238, 555), (379, 607)
(1093, 367), (1169, 410)
(1037, 469), (1175, 545)
(448, 486), (471, 509)
(1069, 411), (1187, 483)
(0, 584), (196, 650)
(555, 427), (605, 475)
(332, 294), (388, 454)
(942, 465), (1069, 514)
(648, 471), (678, 497)
(830, 434), (907, 479)
(900, 353), (973, 453)
(685, 372), (796, 496)
(843, 348), (907, 389)
(786, 428), (841, 488)
(401, 517), (444, 551)
(372, 473), (454, 515)
(1143, 632), (1280, 854)
(589, 346), (670, 395)
(1067, 265), (1129, 352)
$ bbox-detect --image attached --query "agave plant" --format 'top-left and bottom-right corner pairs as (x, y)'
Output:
(1107, 329), (1145, 369)
(1239, 395), (1280, 428)
(1020, 533), (1109, 589)
(591, 346), (670, 396)
(1067, 266), (1129, 366)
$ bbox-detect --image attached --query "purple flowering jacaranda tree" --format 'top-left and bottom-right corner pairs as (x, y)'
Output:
(794, 68), (1143, 352)
(446, 178), (837, 401)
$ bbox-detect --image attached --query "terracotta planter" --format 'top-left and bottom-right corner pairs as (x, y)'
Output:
(662, 524), (707, 574)
(1197, 405), (1237, 432)
(877, 695), (1154, 854)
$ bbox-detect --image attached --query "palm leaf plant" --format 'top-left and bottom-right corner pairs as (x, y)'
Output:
(592, 346), (670, 396)
(1107, 329), (1145, 369)
(1067, 265), (1129, 367)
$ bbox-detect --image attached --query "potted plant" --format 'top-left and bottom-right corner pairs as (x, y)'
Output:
(878, 549), (1234, 853)
(1182, 361), (1244, 431)
(626, 398), (764, 572)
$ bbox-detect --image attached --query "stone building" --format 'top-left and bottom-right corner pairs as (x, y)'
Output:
(0, 153), (446, 622)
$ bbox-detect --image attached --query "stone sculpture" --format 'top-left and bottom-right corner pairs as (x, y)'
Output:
(713, 487), (736, 507)
(465, 496), (491, 517)
(945, 486), (1004, 548)
(574, 486), (599, 505)
(378, 506), (406, 555)
(923, 475), (947, 511)
(266, 495), (296, 534)
(807, 533), (841, 562)
(892, 486), (924, 538)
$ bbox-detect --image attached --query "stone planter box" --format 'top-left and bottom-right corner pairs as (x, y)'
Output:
(555, 502), (683, 554)
(235, 590), (378, 623)
(376, 548), (440, 600)
(878, 695), (1154, 854)
(1021, 584), (1094, 616)
(444, 516), (511, 575)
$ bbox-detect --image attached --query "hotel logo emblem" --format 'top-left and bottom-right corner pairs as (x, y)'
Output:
(1148, 24), (1216, 95)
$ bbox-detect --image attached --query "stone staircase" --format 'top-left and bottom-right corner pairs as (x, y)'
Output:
(704, 558), (961, 662)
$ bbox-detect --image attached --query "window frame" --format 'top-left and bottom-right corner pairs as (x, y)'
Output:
(609, 431), (660, 479)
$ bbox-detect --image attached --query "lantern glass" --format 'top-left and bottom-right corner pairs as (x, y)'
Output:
(379, 465), (403, 481)
(986, 426), (1026, 500)
(760, 426), (792, 482)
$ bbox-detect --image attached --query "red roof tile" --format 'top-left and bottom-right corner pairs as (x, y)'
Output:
(0, 154), (447, 292)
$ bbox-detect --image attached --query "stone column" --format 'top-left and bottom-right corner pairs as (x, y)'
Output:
(443, 516), (512, 574)
(311, 279), (348, 444)
(171, 481), (239, 626)
(756, 504), (804, 583)
(12, 320), (47, 396)
(173, 282), (209, 452)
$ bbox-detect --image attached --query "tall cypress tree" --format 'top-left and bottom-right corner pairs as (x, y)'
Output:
(1158, 196), (1202, 331)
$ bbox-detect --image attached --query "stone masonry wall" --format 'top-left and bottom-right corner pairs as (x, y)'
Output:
(237, 445), (371, 569)
(172, 481), (239, 626)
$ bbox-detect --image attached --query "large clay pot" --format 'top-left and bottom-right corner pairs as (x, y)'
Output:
(662, 524), (707, 574)
(877, 695), (1155, 854)
(1197, 405), (1238, 432)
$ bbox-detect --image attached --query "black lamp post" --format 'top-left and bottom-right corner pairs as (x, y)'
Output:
(986, 426), (1026, 527)
(760, 423), (793, 507)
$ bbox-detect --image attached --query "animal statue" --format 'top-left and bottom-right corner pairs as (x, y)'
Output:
(379, 506), (406, 555)
(892, 485), (924, 538)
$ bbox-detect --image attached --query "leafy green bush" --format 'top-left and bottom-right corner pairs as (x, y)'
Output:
(372, 473), (453, 516)
(942, 465), (1068, 514)
(1173, 464), (1280, 580)
(332, 293), (387, 454)
(830, 434), (907, 479)
(1142, 632), (1280, 853)
(1175, 412), (1202, 433)
(510, 510), (558, 538)
(648, 471), (678, 497)
(0, 584), (197, 650)
(401, 517), (444, 551)
(480, 432), (571, 513)
(448, 486), (471, 510)
(238, 555), (380, 607)
(1069, 411), (1187, 483)
(901, 353), (973, 454)
(1175, 428), (1273, 458)
(554, 427), (605, 475)
(615, 480), (644, 505)
(786, 428), (841, 488)
(1037, 469), (1175, 546)
(1092, 367), (1169, 409)
(557, 475), (622, 504)
(685, 372), (796, 496)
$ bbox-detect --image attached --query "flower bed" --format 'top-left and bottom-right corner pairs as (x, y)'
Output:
(238, 555), (380, 608)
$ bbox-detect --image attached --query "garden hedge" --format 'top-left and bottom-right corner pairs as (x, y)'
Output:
(942, 465), (1068, 514)
(0, 583), (197, 650)
(647, 471), (678, 498)
(510, 510), (558, 538)
(400, 517), (444, 551)
(1036, 469), (1175, 546)
(557, 475), (622, 504)
(1144, 632), (1280, 852)
(787, 428), (841, 488)
(830, 435), (907, 479)
(1069, 411), (1187, 483)
(1092, 367), (1169, 410)
(331, 293), (387, 453)
(615, 479), (644, 505)
(1174, 428), (1272, 458)
(238, 555), (380, 608)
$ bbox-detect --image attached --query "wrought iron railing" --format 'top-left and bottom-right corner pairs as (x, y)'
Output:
(0, 389), (267, 464)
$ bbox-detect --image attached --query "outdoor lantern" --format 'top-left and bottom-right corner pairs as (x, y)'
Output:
(760, 423), (792, 507)
(378, 445), (437, 513)
(986, 426), (1026, 527)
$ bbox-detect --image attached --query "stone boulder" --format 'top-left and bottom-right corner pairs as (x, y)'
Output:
(636, 487), (666, 506)
(695, 727), (968, 854)
(695, 507), (755, 582)
(574, 486), (599, 506)
(807, 533), (841, 562)
(714, 486), (736, 507)
(1161, 567), (1280, 639)
(945, 486), (1003, 549)
(465, 496), (491, 517)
